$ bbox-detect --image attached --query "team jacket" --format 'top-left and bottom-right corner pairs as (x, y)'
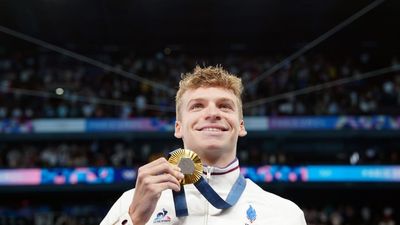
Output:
(101, 160), (307, 225)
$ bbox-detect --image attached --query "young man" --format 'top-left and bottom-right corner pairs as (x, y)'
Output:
(101, 66), (306, 225)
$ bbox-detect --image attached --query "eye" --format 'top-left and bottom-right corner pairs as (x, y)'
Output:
(219, 103), (233, 111)
(190, 103), (204, 111)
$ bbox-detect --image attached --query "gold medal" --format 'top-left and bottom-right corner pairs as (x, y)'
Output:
(168, 148), (203, 185)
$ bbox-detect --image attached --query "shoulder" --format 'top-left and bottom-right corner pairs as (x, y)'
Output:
(100, 188), (136, 225)
(241, 180), (307, 224)
(121, 188), (135, 198)
(244, 179), (304, 216)
(117, 188), (135, 207)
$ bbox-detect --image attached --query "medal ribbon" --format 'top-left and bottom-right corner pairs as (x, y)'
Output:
(173, 174), (246, 217)
(168, 149), (246, 217)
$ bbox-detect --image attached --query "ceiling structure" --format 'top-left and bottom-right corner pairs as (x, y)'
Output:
(1, 0), (399, 53)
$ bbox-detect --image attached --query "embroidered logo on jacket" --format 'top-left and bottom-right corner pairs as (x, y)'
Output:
(153, 208), (171, 223)
(245, 205), (257, 224)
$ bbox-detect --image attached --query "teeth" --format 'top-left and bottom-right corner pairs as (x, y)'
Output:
(203, 127), (222, 131)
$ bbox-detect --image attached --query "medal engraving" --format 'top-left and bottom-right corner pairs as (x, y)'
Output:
(178, 158), (195, 175)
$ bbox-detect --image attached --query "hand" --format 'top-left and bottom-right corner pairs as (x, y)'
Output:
(128, 157), (184, 225)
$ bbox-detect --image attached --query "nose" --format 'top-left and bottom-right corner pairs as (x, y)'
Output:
(204, 104), (221, 121)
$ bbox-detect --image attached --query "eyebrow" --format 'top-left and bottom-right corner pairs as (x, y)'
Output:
(218, 98), (235, 105)
(187, 97), (236, 106)
(187, 98), (205, 107)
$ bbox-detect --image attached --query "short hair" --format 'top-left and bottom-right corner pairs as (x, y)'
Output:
(175, 66), (244, 120)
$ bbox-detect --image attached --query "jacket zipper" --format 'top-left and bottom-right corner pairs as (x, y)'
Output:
(204, 166), (213, 225)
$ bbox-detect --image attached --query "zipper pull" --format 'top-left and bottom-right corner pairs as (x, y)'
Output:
(206, 166), (213, 180)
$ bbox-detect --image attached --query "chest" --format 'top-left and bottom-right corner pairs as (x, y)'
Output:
(147, 195), (265, 225)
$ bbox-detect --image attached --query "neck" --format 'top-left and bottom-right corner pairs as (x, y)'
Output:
(198, 153), (236, 168)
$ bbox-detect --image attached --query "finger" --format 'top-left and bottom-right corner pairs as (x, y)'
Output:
(139, 157), (182, 173)
(151, 174), (182, 191)
(140, 174), (181, 193)
(142, 161), (184, 180)
(139, 157), (169, 170)
(150, 181), (181, 193)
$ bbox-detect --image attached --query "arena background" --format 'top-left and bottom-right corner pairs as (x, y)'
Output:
(1, 0), (400, 224)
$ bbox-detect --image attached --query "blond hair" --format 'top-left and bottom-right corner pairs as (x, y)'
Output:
(175, 66), (244, 120)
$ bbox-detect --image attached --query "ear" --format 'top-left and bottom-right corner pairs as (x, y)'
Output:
(174, 120), (183, 139)
(239, 120), (247, 137)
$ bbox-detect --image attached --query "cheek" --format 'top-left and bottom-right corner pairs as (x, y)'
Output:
(228, 117), (241, 127)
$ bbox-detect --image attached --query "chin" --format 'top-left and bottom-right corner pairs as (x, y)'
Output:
(187, 140), (229, 154)
(201, 144), (229, 153)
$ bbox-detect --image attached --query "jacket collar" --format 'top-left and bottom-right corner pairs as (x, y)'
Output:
(202, 158), (240, 176)
(199, 158), (241, 193)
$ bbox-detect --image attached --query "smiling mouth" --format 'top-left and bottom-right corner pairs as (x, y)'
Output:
(197, 127), (228, 132)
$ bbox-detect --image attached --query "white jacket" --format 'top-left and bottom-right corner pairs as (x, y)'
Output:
(101, 160), (307, 225)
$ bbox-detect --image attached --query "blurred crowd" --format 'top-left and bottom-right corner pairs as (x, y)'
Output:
(0, 140), (398, 168)
(304, 205), (397, 225)
(1, 47), (400, 119)
(0, 141), (177, 168)
(0, 203), (106, 225)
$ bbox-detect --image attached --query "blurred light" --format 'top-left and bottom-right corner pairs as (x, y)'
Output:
(55, 88), (64, 95)
(155, 52), (164, 60)
(164, 47), (171, 55)
(366, 148), (376, 158)
(350, 152), (360, 165)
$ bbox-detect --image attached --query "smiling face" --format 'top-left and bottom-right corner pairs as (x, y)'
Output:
(174, 87), (247, 167)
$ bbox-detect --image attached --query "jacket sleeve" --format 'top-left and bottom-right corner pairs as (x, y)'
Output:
(100, 190), (135, 225)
